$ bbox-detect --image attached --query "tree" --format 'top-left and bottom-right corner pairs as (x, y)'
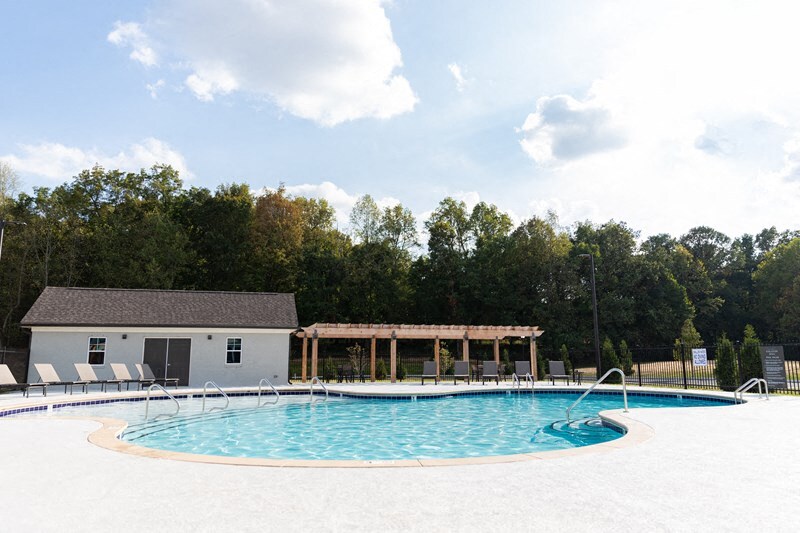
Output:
(739, 325), (762, 382)
(379, 204), (417, 252)
(601, 337), (621, 382)
(0, 162), (20, 215)
(559, 344), (573, 375)
(619, 340), (634, 376)
(714, 334), (738, 391)
(752, 238), (800, 340)
(349, 195), (381, 244)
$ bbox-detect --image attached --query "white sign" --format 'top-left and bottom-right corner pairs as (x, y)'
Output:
(692, 348), (708, 367)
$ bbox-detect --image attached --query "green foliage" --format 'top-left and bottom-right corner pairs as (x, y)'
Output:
(618, 340), (634, 376)
(375, 359), (388, 380)
(601, 337), (621, 383)
(739, 325), (762, 381)
(0, 161), (798, 359)
(396, 361), (407, 381)
(439, 347), (453, 375)
(714, 334), (738, 391)
(559, 344), (573, 375)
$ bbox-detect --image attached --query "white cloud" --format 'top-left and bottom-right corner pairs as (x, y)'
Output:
(519, 93), (626, 165)
(146, 79), (165, 99)
(0, 139), (192, 181)
(121, 0), (417, 125)
(448, 63), (469, 92)
(107, 21), (157, 67)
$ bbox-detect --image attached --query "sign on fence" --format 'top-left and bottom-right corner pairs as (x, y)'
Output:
(760, 346), (787, 389)
(692, 348), (708, 367)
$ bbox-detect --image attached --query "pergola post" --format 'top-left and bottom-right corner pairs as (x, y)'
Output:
(493, 336), (500, 365)
(530, 333), (538, 380)
(301, 333), (308, 383)
(311, 331), (319, 378)
(434, 337), (440, 378)
(370, 335), (376, 382)
(390, 331), (397, 383)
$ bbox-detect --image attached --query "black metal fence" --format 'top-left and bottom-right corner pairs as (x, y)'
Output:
(539, 343), (800, 394)
(0, 347), (29, 383)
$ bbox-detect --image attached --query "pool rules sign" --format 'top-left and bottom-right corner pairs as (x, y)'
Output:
(760, 346), (787, 389)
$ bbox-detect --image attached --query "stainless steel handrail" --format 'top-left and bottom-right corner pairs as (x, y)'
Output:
(566, 368), (628, 422)
(511, 372), (534, 392)
(734, 378), (769, 403)
(257, 378), (280, 406)
(310, 376), (328, 402)
(144, 384), (180, 420)
(202, 381), (230, 413)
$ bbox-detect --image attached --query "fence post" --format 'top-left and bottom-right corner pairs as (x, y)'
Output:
(735, 341), (743, 385)
(635, 348), (642, 387)
(680, 342), (688, 389)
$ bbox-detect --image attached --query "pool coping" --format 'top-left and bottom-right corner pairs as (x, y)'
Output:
(0, 384), (738, 468)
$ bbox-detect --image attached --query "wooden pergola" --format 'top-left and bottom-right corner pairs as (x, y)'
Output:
(296, 323), (544, 383)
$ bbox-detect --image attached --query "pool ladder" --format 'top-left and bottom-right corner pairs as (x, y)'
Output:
(144, 383), (181, 420)
(734, 378), (769, 404)
(566, 368), (628, 422)
(257, 378), (280, 407)
(310, 376), (328, 402)
(511, 372), (533, 392)
(201, 381), (230, 413)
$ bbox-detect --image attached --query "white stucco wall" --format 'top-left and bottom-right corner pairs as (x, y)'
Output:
(27, 327), (293, 387)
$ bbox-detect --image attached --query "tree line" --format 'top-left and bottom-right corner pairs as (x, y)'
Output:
(0, 163), (798, 352)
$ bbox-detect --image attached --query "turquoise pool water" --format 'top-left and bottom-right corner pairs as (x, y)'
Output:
(38, 390), (729, 460)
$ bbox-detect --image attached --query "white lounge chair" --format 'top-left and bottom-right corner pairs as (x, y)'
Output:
(34, 363), (89, 394)
(110, 363), (153, 390)
(74, 363), (123, 392)
(0, 364), (48, 397)
(136, 363), (179, 388)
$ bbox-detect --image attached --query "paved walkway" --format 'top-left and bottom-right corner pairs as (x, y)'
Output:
(1, 385), (798, 532)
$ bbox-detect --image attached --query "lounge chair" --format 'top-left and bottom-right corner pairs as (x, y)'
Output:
(416, 361), (438, 385)
(136, 363), (179, 388)
(74, 363), (124, 392)
(0, 364), (48, 397)
(481, 361), (499, 385)
(34, 363), (89, 394)
(514, 360), (532, 378)
(453, 361), (470, 385)
(111, 363), (153, 390)
(548, 360), (570, 385)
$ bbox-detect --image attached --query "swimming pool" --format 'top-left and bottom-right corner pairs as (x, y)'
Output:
(25, 390), (732, 461)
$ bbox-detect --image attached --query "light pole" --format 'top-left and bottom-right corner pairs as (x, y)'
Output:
(0, 220), (26, 261)
(580, 253), (601, 379)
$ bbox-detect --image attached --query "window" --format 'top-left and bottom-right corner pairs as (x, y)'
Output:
(88, 337), (106, 365)
(226, 337), (242, 364)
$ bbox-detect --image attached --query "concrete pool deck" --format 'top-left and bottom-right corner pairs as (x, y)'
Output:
(1, 383), (798, 532)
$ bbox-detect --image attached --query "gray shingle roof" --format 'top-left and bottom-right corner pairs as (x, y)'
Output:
(21, 287), (298, 329)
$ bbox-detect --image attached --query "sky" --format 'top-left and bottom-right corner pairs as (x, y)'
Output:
(2, 0), (799, 240)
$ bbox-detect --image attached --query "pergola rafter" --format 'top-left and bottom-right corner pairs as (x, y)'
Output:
(296, 323), (544, 383)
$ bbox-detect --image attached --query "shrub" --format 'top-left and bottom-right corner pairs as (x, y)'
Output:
(439, 347), (453, 375)
(396, 361), (407, 381)
(559, 344), (573, 375)
(375, 359), (388, 380)
(715, 334), (738, 391)
(619, 340), (634, 376)
(601, 337), (621, 383)
(739, 325), (762, 382)
(537, 352), (546, 382)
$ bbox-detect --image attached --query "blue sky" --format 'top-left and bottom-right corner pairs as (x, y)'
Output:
(2, 0), (799, 238)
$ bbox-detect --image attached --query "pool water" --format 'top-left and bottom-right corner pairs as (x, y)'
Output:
(43, 391), (729, 460)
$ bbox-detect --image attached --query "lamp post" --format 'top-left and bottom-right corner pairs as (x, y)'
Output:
(0, 220), (26, 261)
(580, 253), (601, 379)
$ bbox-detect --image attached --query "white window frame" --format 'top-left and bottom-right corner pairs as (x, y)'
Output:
(87, 336), (107, 366)
(226, 337), (242, 365)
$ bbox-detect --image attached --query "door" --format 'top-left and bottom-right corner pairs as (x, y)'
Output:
(143, 338), (192, 386)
